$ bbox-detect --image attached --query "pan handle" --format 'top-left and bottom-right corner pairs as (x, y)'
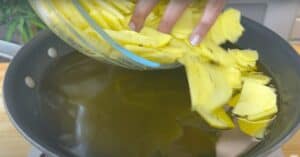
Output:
(0, 40), (22, 60)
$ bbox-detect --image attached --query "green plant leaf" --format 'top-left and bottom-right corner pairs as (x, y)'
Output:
(30, 18), (46, 29)
(5, 20), (18, 41)
(17, 17), (29, 43)
(1, 0), (46, 43)
(25, 21), (34, 40)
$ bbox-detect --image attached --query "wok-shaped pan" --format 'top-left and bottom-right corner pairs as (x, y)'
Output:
(2, 17), (300, 157)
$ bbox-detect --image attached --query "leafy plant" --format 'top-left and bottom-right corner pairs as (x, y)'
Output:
(0, 0), (46, 43)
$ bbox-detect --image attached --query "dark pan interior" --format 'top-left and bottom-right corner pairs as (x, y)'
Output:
(4, 17), (300, 157)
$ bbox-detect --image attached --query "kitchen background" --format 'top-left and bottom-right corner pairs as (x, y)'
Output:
(0, 0), (300, 157)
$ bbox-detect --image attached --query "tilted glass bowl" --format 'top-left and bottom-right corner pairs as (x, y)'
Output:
(29, 0), (180, 70)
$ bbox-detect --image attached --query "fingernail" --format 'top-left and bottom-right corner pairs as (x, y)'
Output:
(190, 34), (201, 46)
(129, 22), (136, 31)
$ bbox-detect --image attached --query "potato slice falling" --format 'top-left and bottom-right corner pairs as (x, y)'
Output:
(207, 8), (244, 44)
(233, 80), (277, 121)
(220, 8), (245, 43)
(237, 117), (274, 139)
(195, 108), (235, 129)
(181, 56), (233, 112)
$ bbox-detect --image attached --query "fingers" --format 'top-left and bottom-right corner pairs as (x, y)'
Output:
(190, 0), (226, 46)
(158, 0), (192, 33)
(129, 0), (160, 32)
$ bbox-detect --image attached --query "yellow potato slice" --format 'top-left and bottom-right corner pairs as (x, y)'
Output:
(221, 8), (245, 43)
(89, 10), (111, 29)
(205, 64), (233, 111)
(207, 8), (244, 44)
(110, 0), (135, 14)
(194, 108), (235, 129)
(142, 52), (181, 64)
(101, 10), (123, 30)
(207, 14), (227, 44)
(181, 56), (214, 111)
(242, 72), (271, 85)
(228, 93), (241, 107)
(144, 12), (160, 27)
(125, 44), (183, 64)
(222, 67), (242, 89)
(94, 0), (125, 20)
(233, 80), (277, 121)
(105, 29), (171, 48)
(182, 56), (232, 112)
(78, 0), (111, 29)
(78, 0), (96, 12)
(237, 117), (274, 138)
(193, 41), (234, 67)
(52, 0), (88, 29)
(229, 49), (259, 72)
(140, 27), (172, 43)
(124, 45), (157, 55)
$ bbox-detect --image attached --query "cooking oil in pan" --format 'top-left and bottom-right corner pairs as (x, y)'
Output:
(38, 52), (261, 157)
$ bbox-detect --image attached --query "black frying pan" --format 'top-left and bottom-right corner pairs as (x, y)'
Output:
(2, 17), (300, 157)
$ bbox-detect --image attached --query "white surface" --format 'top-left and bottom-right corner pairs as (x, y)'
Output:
(291, 18), (300, 40)
(264, 0), (300, 40)
(216, 128), (283, 157)
(28, 147), (43, 157)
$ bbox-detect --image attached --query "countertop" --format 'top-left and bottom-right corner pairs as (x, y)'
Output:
(0, 45), (300, 157)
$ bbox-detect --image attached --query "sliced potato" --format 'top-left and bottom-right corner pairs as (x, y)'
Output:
(52, 0), (89, 29)
(101, 10), (123, 30)
(200, 41), (235, 66)
(242, 72), (271, 85)
(237, 117), (274, 138)
(124, 45), (157, 55)
(141, 51), (181, 64)
(140, 27), (172, 43)
(194, 108), (235, 129)
(221, 8), (245, 43)
(222, 67), (242, 89)
(182, 57), (232, 112)
(228, 93), (241, 107)
(181, 56), (214, 111)
(125, 44), (183, 64)
(233, 80), (277, 121)
(229, 49), (259, 72)
(95, 0), (125, 20)
(205, 64), (233, 111)
(105, 29), (171, 47)
(110, 0), (134, 14)
(144, 12), (160, 27)
(207, 14), (227, 44)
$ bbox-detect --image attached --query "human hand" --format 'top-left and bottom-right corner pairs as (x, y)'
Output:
(129, 0), (227, 46)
